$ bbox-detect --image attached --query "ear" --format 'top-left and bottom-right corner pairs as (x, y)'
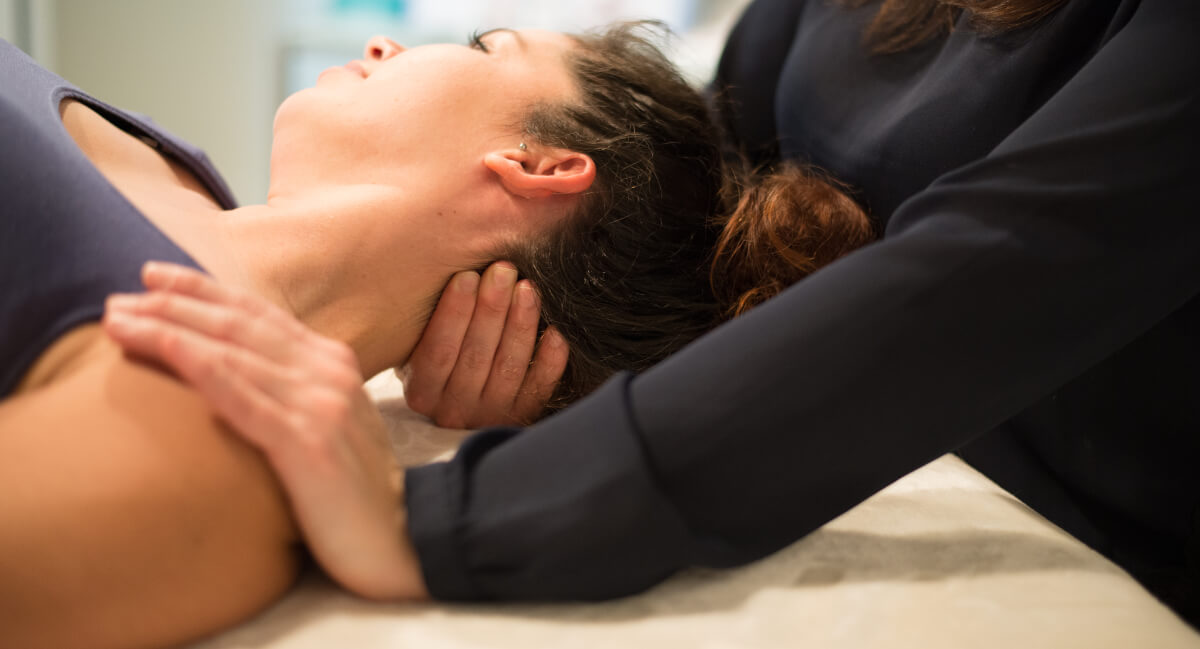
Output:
(483, 146), (595, 200)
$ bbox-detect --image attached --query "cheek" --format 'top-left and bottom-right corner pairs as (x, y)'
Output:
(376, 59), (500, 117)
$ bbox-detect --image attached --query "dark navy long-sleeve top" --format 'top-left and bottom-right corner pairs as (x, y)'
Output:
(406, 0), (1200, 620)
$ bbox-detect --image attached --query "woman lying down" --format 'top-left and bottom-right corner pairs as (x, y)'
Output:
(0, 22), (872, 649)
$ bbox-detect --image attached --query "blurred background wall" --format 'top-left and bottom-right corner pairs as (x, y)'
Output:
(1, 0), (750, 205)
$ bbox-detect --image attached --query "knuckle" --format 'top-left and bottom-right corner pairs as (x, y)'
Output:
(215, 347), (240, 377)
(295, 424), (335, 462)
(245, 400), (271, 428)
(156, 327), (180, 357)
(439, 284), (477, 317)
(320, 394), (353, 427)
(173, 269), (204, 291)
(404, 390), (434, 416)
(329, 366), (362, 394)
(157, 331), (184, 367)
(426, 342), (462, 370)
(159, 329), (193, 369)
(233, 291), (265, 315)
(142, 291), (170, 313)
(512, 316), (538, 339)
(435, 410), (466, 430)
(191, 355), (219, 384)
(433, 395), (469, 429)
(281, 365), (308, 388)
(329, 339), (359, 369)
(447, 299), (476, 320)
(477, 292), (510, 317)
(459, 346), (493, 372)
(215, 310), (242, 339)
(495, 354), (526, 381)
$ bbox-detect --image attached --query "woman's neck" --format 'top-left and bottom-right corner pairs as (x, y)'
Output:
(62, 98), (468, 377)
(202, 188), (447, 378)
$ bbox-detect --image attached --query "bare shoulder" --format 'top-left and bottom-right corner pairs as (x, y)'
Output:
(0, 327), (301, 649)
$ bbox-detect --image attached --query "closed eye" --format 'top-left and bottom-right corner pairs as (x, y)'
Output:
(468, 29), (490, 53)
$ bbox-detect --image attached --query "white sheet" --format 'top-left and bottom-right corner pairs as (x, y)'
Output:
(190, 373), (1200, 649)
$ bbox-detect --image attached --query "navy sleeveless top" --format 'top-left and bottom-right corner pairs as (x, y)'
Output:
(0, 39), (237, 397)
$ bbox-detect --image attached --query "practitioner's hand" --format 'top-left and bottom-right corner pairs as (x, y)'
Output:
(102, 261), (428, 601)
(399, 262), (569, 429)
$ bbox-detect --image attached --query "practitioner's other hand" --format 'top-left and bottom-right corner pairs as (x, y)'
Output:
(398, 262), (569, 429)
(102, 262), (428, 601)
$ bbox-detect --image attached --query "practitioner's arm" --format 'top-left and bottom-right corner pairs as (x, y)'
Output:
(399, 262), (568, 429)
(404, 0), (1200, 599)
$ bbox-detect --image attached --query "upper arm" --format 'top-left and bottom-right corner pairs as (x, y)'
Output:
(892, 0), (1199, 236)
(711, 0), (809, 163)
(0, 331), (300, 649)
(640, 0), (1200, 557)
(406, 1), (1200, 603)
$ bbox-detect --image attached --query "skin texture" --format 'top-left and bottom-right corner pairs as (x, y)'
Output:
(1, 28), (584, 647)
(216, 29), (595, 379)
(0, 328), (299, 649)
(106, 263), (426, 601)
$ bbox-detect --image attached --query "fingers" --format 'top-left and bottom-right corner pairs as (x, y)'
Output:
(399, 270), (480, 415)
(511, 327), (569, 424)
(435, 263), (519, 426)
(112, 263), (359, 374)
(140, 261), (320, 347)
(476, 280), (540, 422)
(399, 262), (569, 428)
(106, 290), (296, 364)
(141, 262), (268, 319)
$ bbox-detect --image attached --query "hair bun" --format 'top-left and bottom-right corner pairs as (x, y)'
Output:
(712, 164), (876, 317)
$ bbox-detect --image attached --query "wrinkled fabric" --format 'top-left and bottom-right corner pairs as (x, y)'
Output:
(408, 0), (1199, 619)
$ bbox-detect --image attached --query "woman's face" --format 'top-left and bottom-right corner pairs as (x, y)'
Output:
(271, 29), (580, 193)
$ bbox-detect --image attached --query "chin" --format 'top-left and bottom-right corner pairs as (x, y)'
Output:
(272, 86), (311, 133)
(267, 92), (327, 191)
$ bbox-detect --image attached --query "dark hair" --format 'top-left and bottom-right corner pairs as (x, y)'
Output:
(496, 22), (874, 416)
(841, 0), (1070, 54)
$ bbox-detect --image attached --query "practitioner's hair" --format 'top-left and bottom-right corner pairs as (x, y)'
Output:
(495, 22), (875, 417)
(840, 0), (1071, 54)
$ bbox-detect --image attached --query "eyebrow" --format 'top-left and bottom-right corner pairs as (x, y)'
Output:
(477, 27), (526, 51)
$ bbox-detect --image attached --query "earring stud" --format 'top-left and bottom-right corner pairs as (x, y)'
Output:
(519, 142), (527, 151)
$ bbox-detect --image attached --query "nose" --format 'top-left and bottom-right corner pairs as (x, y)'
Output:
(365, 35), (405, 61)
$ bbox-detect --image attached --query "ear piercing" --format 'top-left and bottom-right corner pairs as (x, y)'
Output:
(519, 142), (527, 151)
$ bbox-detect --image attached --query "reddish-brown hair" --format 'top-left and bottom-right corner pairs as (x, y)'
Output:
(712, 164), (875, 317)
(493, 23), (874, 415)
(843, 0), (1070, 54)
(493, 4), (1073, 416)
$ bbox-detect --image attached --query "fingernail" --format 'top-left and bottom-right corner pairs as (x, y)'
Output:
(106, 294), (138, 311)
(517, 281), (536, 308)
(105, 311), (131, 332)
(454, 271), (480, 294)
(490, 263), (518, 288)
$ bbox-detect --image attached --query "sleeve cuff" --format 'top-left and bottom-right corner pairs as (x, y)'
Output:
(405, 372), (693, 601)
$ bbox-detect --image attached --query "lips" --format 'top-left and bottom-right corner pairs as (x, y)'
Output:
(343, 61), (367, 78)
